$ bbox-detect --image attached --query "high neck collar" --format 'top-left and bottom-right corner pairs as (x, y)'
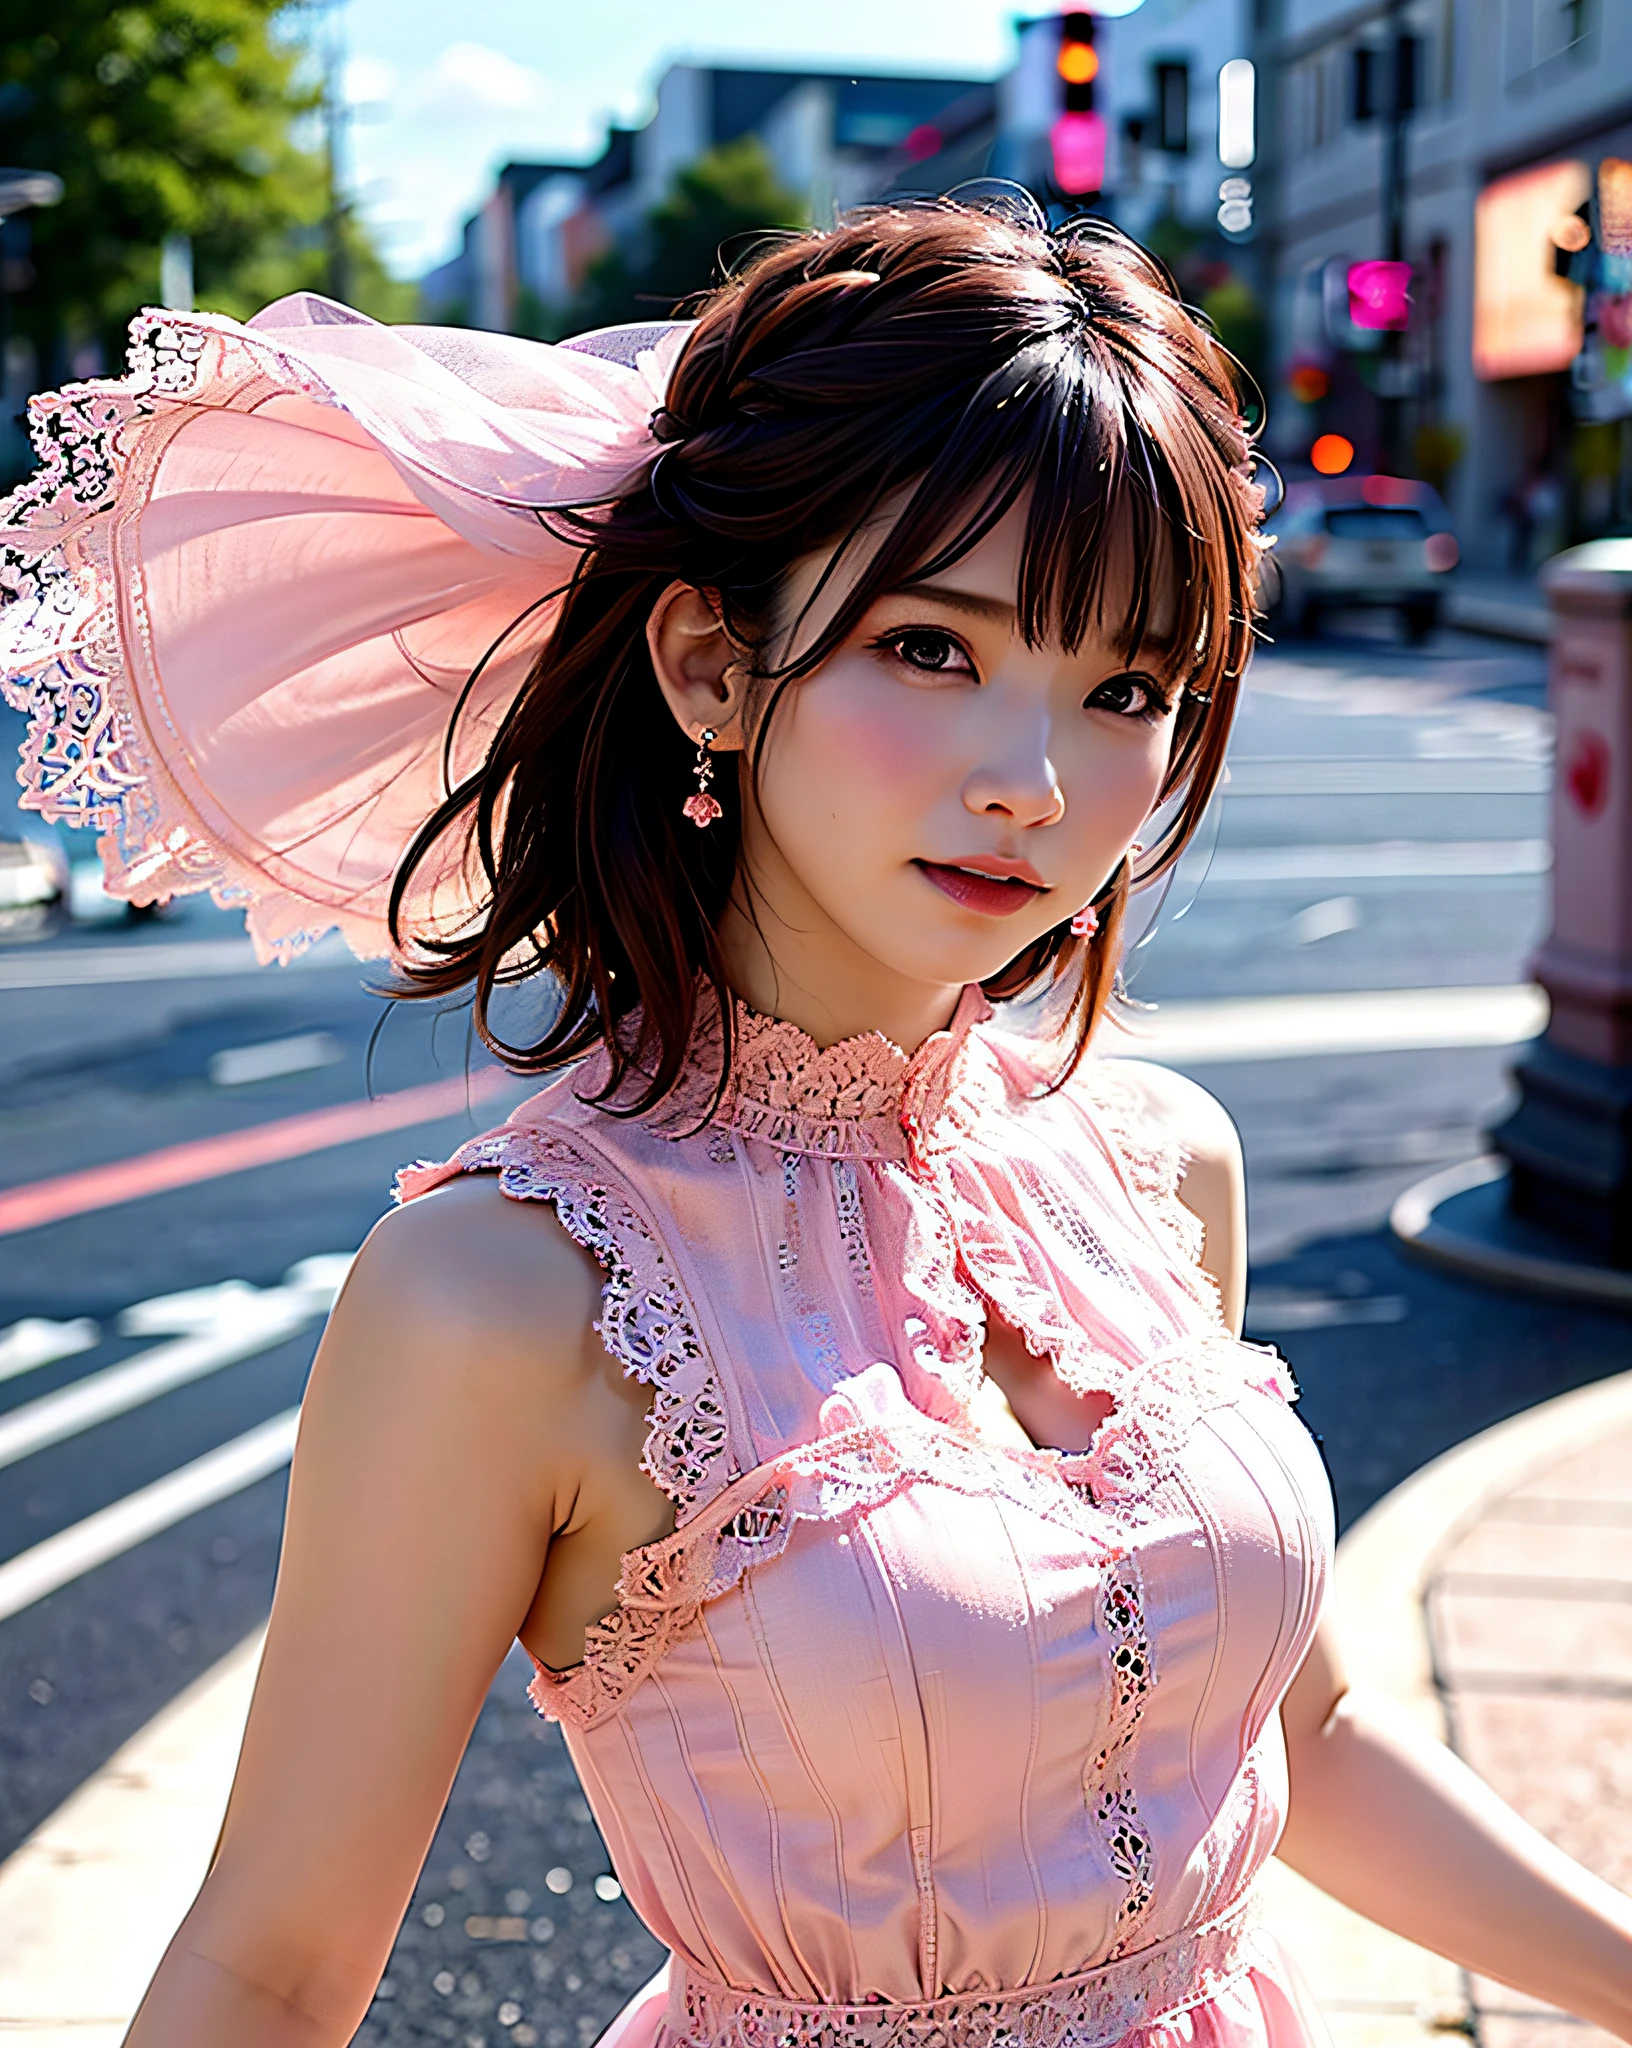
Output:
(709, 984), (992, 1161)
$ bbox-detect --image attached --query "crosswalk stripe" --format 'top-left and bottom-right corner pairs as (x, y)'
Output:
(1103, 983), (1547, 1065)
(0, 1410), (299, 1622)
(0, 1305), (315, 1472)
(1202, 840), (1549, 883)
(0, 938), (351, 990)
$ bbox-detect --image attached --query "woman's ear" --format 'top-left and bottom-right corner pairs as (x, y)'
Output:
(647, 584), (749, 751)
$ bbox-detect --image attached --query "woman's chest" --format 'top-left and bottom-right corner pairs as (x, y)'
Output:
(601, 1380), (1330, 1832)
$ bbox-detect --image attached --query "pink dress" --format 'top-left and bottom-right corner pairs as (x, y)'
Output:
(399, 989), (1334, 2048)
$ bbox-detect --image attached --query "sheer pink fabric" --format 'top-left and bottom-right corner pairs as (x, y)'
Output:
(0, 297), (684, 960)
(400, 992), (1336, 2048)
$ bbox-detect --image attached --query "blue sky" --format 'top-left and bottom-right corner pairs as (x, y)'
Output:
(339, 3), (1023, 277)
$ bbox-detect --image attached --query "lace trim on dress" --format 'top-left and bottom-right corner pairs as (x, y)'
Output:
(666, 1893), (1265, 2048)
(0, 313), (354, 959)
(720, 1007), (913, 1160)
(1074, 1065), (1218, 1300)
(1088, 1556), (1156, 1951)
(527, 1404), (1126, 1729)
(394, 1128), (734, 1515)
(1085, 1336), (1298, 1508)
(649, 986), (989, 1163)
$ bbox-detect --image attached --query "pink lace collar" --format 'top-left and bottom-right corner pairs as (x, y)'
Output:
(712, 985), (993, 1161)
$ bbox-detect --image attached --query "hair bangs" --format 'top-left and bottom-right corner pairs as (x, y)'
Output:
(389, 198), (1266, 1107)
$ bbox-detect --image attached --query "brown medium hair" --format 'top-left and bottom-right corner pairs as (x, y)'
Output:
(389, 194), (1266, 1110)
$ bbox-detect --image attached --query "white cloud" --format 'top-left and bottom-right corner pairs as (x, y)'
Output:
(422, 41), (548, 115)
(343, 53), (397, 107)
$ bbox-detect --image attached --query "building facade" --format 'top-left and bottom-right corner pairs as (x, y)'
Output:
(423, 65), (995, 336)
(420, 5), (1632, 570)
(1088, 0), (1629, 570)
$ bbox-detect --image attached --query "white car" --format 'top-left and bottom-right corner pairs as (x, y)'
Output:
(1270, 475), (1460, 643)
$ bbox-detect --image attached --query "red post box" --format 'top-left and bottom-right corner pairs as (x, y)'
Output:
(1492, 541), (1632, 1264)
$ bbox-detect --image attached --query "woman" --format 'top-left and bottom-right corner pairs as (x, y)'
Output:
(3, 199), (1628, 2047)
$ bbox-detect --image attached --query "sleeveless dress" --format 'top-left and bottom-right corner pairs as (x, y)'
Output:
(398, 988), (1335, 2048)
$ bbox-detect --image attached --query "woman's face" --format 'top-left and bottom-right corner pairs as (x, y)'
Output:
(727, 495), (1183, 1023)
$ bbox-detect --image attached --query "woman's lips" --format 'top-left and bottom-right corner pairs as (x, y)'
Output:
(915, 861), (1047, 917)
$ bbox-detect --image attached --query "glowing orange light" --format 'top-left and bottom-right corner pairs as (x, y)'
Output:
(1058, 43), (1099, 84)
(1288, 363), (1330, 404)
(1311, 434), (1354, 476)
(1473, 160), (1590, 379)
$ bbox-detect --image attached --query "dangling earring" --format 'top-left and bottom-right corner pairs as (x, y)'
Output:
(682, 728), (722, 827)
(1070, 905), (1099, 939)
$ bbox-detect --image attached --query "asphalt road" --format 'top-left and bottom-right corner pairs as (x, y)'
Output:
(1, 619), (1628, 2047)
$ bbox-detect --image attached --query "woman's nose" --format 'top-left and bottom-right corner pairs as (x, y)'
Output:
(962, 747), (1066, 827)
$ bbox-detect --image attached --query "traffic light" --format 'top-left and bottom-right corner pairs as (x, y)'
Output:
(1052, 9), (1106, 196)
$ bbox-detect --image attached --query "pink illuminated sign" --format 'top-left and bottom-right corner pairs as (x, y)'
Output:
(1051, 111), (1106, 196)
(1347, 260), (1412, 330)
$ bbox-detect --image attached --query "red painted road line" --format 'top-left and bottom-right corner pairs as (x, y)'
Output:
(0, 1069), (513, 1238)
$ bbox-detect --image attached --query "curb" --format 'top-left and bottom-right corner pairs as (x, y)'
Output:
(1391, 1155), (1632, 1310)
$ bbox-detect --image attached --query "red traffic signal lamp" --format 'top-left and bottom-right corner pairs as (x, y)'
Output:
(1052, 9), (1106, 196)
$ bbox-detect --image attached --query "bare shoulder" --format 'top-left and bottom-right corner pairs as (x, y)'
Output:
(1099, 1059), (1244, 1179)
(343, 1173), (605, 1355)
(304, 1173), (612, 1482)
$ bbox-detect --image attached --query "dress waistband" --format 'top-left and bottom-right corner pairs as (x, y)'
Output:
(666, 1896), (1263, 2048)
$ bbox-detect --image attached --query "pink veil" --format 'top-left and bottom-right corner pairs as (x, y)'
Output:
(0, 294), (690, 961)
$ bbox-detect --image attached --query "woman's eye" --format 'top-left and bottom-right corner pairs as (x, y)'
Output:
(1085, 672), (1165, 719)
(883, 629), (976, 677)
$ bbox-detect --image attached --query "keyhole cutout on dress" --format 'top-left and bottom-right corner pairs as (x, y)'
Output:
(976, 1305), (1117, 1455)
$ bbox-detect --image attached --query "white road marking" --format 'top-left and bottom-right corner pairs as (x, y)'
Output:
(0, 1258), (353, 1472)
(1103, 984), (1547, 1065)
(0, 1301), (311, 1473)
(209, 1031), (344, 1088)
(0, 1410), (299, 1622)
(1203, 840), (1549, 884)
(0, 935), (351, 990)
(1245, 1291), (1411, 1334)
(1223, 759), (1549, 797)
(1289, 896), (1362, 945)
(0, 1316), (100, 1385)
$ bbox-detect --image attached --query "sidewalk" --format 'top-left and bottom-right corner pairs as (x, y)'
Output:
(2, 1373), (1631, 2044)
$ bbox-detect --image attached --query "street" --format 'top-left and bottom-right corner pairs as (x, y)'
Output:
(1, 620), (1628, 2048)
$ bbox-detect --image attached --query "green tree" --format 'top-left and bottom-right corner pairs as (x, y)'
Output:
(0, 1), (409, 388)
(568, 136), (806, 334)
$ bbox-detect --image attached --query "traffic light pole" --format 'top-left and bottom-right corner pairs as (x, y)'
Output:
(1377, 0), (1410, 473)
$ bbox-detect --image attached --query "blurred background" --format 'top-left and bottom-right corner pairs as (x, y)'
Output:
(2, 8), (1631, 2047)
(3, 0), (1628, 565)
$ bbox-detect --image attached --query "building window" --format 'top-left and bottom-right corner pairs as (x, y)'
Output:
(1351, 43), (1379, 122)
(1505, 0), (1593, 80)
(1154, 62), (1190, 154)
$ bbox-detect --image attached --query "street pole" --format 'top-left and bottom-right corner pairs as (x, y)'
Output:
(320, 2), (350, 305)
(1377, 0), (1409, 473)
(1249, 0), (1286, 439)
(0, 170), (64, 482)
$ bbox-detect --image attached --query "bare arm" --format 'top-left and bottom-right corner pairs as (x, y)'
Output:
(124, 1176), (659, 2046)
(1279, 1616), (1632, 2039)
(1133, 1059), (1632, 2034)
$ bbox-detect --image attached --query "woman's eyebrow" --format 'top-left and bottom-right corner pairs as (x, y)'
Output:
(882, 582), (1018, 623)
